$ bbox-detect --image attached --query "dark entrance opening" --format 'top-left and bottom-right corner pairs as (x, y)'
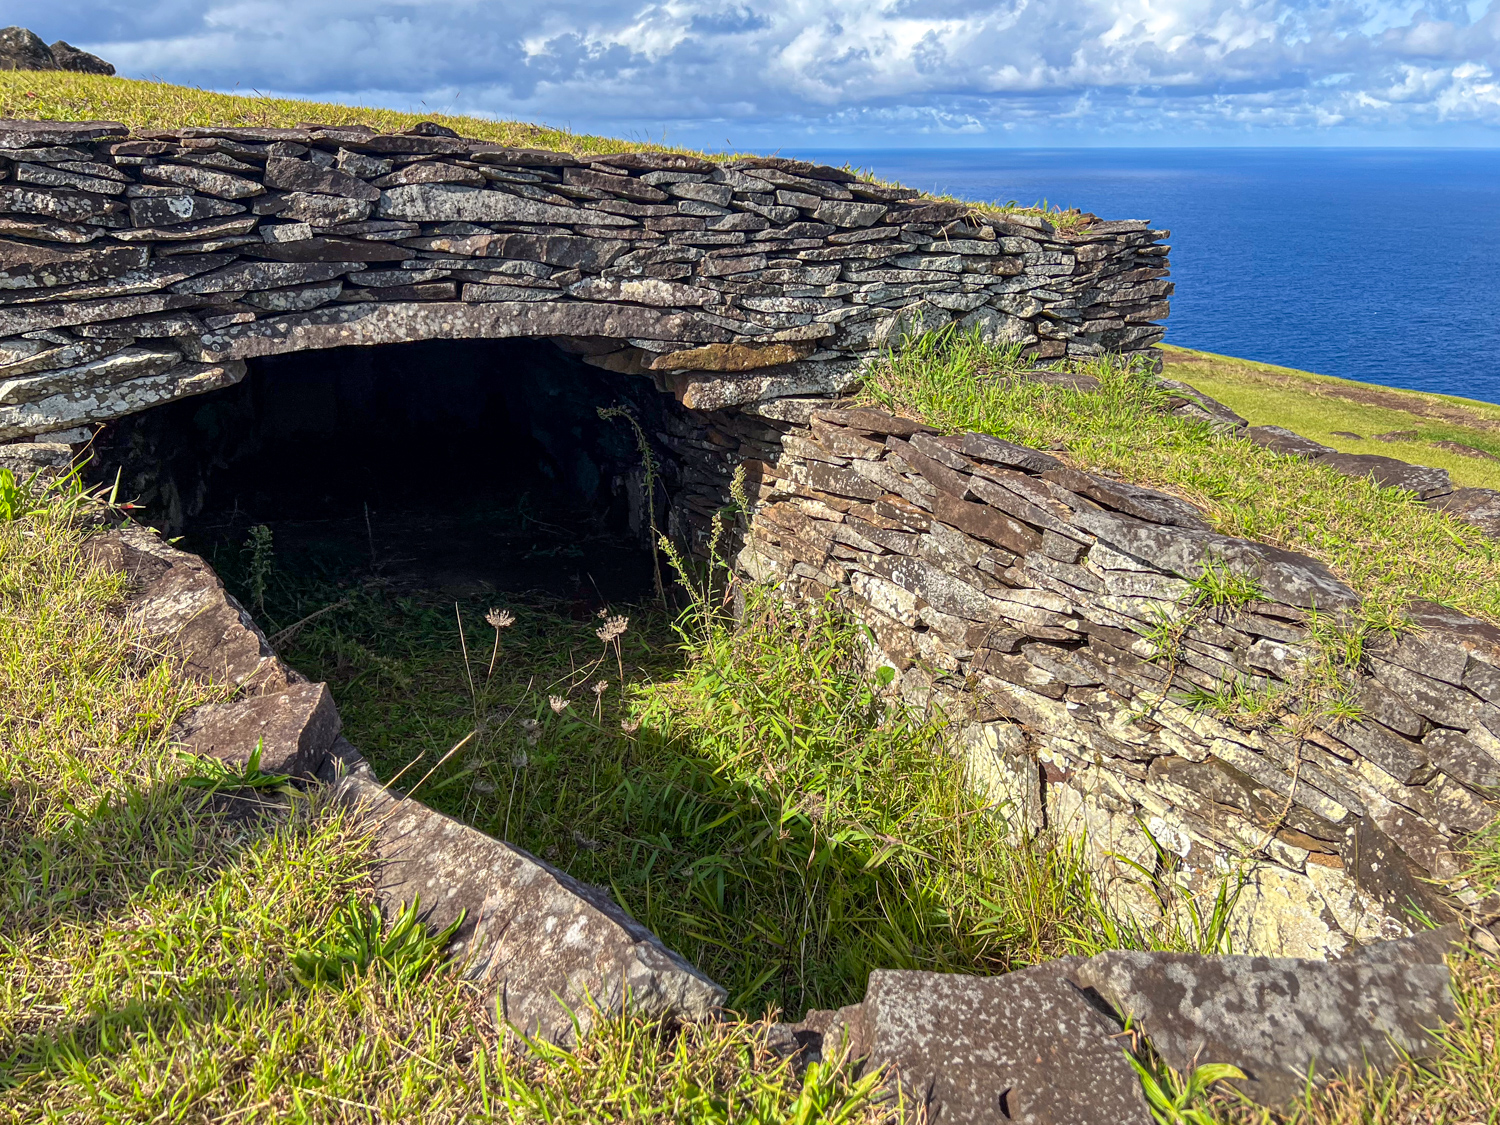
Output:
(90, 337), (676, 607)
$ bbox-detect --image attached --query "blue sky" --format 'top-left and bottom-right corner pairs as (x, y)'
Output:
(16, 1), (1500, 147)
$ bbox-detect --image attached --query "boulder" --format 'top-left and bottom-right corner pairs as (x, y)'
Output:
(0, 27), (55, 71)
(47, 40), (114, 75)
(1070, 944), (1456, 1106)
(783, 964), (1151, 1124)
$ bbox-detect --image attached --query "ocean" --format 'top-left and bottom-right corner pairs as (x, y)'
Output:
(790, 148), (1500, 405)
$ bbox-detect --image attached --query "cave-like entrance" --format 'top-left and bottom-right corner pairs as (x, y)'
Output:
(89, 337), (682, 607)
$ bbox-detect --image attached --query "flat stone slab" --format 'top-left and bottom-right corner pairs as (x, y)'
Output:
(798, 964), (1151, 1125)
(84, 527), (293, 691)
(1246, 425), (1335, 459)
(1429, 486), (1500, 538)
(174, 681), (341, 776)
(1316, 451), (1453, 499)
(336, 774), (725, 1044)
(1070, 945), (1456, 1106)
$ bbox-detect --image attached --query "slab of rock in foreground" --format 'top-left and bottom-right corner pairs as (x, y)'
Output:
(1071, 944), (1456, 1106)
(173, 681), (341, 775)
(337, 774), (724, 1044)
(804, 965), (1151, 1124)
(84, 526), (293, 691)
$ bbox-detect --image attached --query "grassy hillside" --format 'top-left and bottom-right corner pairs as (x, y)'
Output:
(1164, 345), (1500, 492)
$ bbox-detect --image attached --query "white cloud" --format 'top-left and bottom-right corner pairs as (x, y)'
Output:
(12, 0), (1500, 141)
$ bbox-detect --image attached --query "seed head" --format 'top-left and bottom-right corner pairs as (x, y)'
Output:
(596, 615), (629, 644)
(486, 608), (515, 629)
(549, 695), (570, 714)
(593, 680), (609, 697)
(620, 716), (641, 734)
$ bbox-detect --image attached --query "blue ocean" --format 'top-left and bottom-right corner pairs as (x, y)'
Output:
(791, 149), (1500, 405)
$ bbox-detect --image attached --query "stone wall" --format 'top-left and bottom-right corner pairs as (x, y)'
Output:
(0, 117), (1167, 467)
(688, 395), (1500, 958)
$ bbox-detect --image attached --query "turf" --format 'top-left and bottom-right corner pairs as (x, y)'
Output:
(1163, 345), (1500, 492)
(0, 71), (656, 158)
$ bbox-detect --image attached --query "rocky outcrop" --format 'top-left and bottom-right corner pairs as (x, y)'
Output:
(696, 396), (1500, 957)
(0, 28), (114, 75)
(0, 117), (1167, 472)
(86, 524), (725, 1044)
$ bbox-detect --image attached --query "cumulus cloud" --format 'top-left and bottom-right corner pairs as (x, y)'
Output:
(15, 0), (1500, 142)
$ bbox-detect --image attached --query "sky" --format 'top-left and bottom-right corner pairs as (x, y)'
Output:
(15, 1), (1500, 148)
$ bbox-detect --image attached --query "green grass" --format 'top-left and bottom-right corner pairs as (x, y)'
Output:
(866, 331), (1500, 629)
(211, 520), (1173, 1018)
(0, 491), (897, 1123)
(0, 71), (661, 158)
(4, 468), (1192, 1121)
(1163, 345), (1500, 492)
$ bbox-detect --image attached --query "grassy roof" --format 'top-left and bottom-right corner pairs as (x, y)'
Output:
(0, 71), (697, 157)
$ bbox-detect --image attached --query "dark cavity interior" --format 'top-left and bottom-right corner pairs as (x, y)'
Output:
(89, 337), (676, 605)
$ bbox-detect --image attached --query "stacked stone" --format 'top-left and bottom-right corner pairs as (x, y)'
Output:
(0, 118), (1167, 464)
(732, 401), (1500, 957)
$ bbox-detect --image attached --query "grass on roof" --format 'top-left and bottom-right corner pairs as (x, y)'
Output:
(865, 330), (1500, 629)
(0, 71), (700, 158)
(1164, 345), (1500, 492)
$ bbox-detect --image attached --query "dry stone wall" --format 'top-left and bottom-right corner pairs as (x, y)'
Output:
(692, 395), (1500, 958)
(0, 117), (1167, 469)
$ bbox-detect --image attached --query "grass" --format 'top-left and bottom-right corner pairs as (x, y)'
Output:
(0, 71), (663, 158)
(1163, 345), (1500, 492)
(0, 488), (897, 1123)
(2, 465), (1202, 1121)
(866, 330), (1500, 629)
(208, 513), (1180, 1018)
